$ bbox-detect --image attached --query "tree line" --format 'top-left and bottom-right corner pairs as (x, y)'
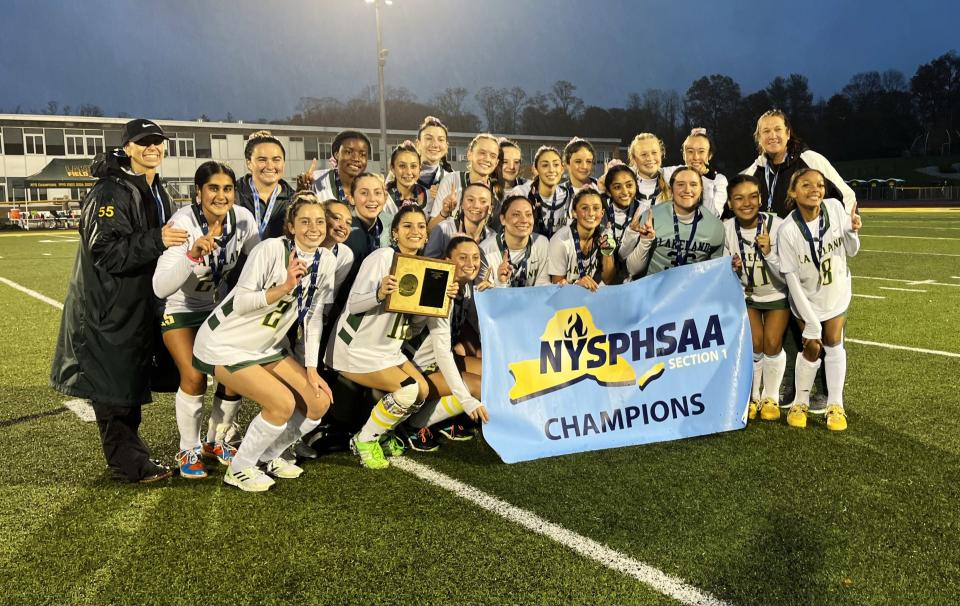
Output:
(288, 51), (960, 174)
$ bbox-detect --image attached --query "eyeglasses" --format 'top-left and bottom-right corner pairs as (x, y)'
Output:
(135, 135), (166, 147)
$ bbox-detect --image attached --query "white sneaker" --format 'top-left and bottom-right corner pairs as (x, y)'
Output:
(224, 465), (275, 492)
(262, 457), (304, 479)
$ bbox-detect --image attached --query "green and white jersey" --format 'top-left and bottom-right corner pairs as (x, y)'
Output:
(479, 233), (551, 288)
(310, 168), (348, 203)
(546, 224), (604, 284)
(777, 198), (859, 321)
(626, 202), (725, 277)
(153, 205), (259, 314)
(193, 237), (336, 369)
(326, 247), (416, 373)
(722, 213), (787, 305)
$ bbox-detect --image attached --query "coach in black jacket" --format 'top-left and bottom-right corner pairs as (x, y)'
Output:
(50, 118), (188, 483)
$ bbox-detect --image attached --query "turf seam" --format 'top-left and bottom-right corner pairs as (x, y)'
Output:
(0, 406), (68, 428)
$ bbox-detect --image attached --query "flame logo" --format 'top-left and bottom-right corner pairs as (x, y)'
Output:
(564, 313), (587, 339)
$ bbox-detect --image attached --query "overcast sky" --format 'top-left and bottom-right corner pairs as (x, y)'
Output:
(1, 0), (956, 124)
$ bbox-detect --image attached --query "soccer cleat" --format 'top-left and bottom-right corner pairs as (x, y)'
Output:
(747, 399), (759, 420)
(379, 433), (406, 458)
(759, 398), (781, 421)
(406, 427), (440, 452)
(438, 422), (474, 441)
(350, 434), (389, 469)
(786, 403), (809, 429)
(224, 465), (275, 492)
(138, 460), (174, 484)
(262, 457), (304, 479)
(201, 440), (237, 465)
(176, 448), (208, 480)
(825, 404), (848, 432)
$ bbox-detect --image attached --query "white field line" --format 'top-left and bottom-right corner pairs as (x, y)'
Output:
(854, 275), (960, 287)
(0, 276), (63, 309)
(392, 457), (730, 606)
(860, 234), (960, 241)
(64, 398), (96, 422)
(879, 286), (928, 293)
(865, 224), (960, 230)
(847, 339), (960, 358)
(860, 249), (960, 258)
(852, 294), (885, 299)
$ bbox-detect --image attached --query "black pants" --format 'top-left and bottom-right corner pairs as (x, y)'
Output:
(92, 402), (152, 482)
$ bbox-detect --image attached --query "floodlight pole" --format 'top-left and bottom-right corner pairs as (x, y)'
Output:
(372, 0), (389, 171)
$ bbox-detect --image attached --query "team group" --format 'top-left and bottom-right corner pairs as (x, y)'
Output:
(50, 111), (862, 490)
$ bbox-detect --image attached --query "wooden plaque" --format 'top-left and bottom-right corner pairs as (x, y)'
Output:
(385, 253), (456, 318)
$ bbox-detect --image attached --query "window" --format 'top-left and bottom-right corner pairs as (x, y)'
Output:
(0, 131), (4, 155)
(448, 145), (464, 163)
(24, 129), (45, 155)
(287, 136), (304, 160)
(66, 130), (105, 156)
(318, 141), (332, 161)
(169, 136), (195, 158)
(0, 181), (6, 203)
(211, 134), (228, 158)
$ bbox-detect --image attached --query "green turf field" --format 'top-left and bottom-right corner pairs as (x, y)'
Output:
(1, 211), (958, 606)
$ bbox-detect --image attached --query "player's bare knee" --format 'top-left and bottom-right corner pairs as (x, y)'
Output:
(764, 337), (783, 356)
(263, 390), (296, 421)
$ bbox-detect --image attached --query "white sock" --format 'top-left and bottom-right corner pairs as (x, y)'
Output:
(751, 353), (763, 400)
(231, 414), (284, 471)
(356, 384), (421, 442)
(793, 354), (822, 406)
(207, 395), (242, 442)
(408, 396), (464, 429)
(257, 410), (322, 463)
(761, 350), (787, 401)
(822, 344), (846, 407)
(175, 389), (205, 451)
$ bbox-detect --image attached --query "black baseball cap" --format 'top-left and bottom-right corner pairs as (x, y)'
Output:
(121, 118), (168, 145)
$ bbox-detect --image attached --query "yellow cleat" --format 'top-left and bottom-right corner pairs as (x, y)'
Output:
(825, 404), (848, 432)
(748, 399), (759, 420)
(759, 398), (781, 421)
(786, 403), (809, 428)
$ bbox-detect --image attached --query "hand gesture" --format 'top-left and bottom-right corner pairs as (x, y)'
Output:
(731, 254), (742, 273)
(446, 279), (460, 299)
(189, 233), (218, 259)
(307, 366), (333, 403)
(630, 210), (655, 240)
(756, 223), (771, 256)
(440, 188), (459, 219)
(497, 249), (513, 284)
(377, 274), (398, 302)
(599, 232), (615, 255)
(297, 159), (317, 192)
(476, 266), (495, 292)
(850, 211), (862, 233)
(469, 404), (490, 424)
(162, 224), (189, 248)
(283, 253), (308, 292)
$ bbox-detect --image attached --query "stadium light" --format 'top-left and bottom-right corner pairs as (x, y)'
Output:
(366, 0), (390, 170)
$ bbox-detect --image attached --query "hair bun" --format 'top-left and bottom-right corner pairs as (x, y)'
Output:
(248, 130), (273, 141)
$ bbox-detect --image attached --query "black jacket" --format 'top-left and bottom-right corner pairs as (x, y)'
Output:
(742, 146), (856, 218)
(50, 150), (172, 406)
(235, 175), (295, 240)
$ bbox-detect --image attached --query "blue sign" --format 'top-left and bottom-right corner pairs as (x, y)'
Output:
(476, 257), (751, 463)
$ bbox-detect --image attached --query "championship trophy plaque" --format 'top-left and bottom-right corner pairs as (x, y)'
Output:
(385, 253), (456, 318)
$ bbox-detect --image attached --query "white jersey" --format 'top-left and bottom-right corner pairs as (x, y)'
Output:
(636, 173), (664, 202)
(310, 168), (348, 202)
(507, 179), (572, 238)
(153, 205), (260, 314)
(479, 233), (551, 288)
(327, 247), (418, 373)
(777, 198), (859, 321)
(432, 171), (485, 219)
(424, 218), (496, 259)
(722, 213), (787, 305)
(193, 237), (336, 369)
(406, 287), (481, 414)
(419, 163), (449, 217)
(547, 225), (604, 284)
(664, 166), (728, 217)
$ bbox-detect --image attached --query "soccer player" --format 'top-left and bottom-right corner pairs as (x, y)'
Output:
(496, 138), (527, 191)
(625, 166), (725, 277)
(152, 162), (260, 479)
(599, 160), (651, 282)
(415, 116), (453, 216)
(479, 195), (552, 288)
(627, 133), (670, 203)
(235, 131), (295, 240)
(429, 133), (500, 229)
(424, 182), (495, 258)
(192, 194), (337, 492)
(326, 206), (464, 469)
(547, 187), (616, 291)
(319, 199), (355, 322)
(723, 174), (789, 422)
(402, 236), (488, 451)
(306, 130), (372, 204)
(559, 137), (598, 195)
(664, 128), (729, 217)
(506, 146), (569, 239)
(776, 168), (861, 431)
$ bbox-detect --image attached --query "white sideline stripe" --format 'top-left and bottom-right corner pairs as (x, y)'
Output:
(854, 275), (960, 287)
(852, 294), (885, 299)
(860, 249), (960, 258)
(860, 234), (960, 241)
(0, 276), (64, 309)
(392, 458), (729, 606)
(879, 287), (928, 293)
(64, 399), (96, 422)
(847, 339), (960, 358)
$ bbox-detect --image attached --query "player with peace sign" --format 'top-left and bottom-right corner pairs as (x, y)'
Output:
(479, 195), (552, 289)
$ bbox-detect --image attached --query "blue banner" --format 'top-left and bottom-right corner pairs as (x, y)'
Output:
(476, 257), (751, 463)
